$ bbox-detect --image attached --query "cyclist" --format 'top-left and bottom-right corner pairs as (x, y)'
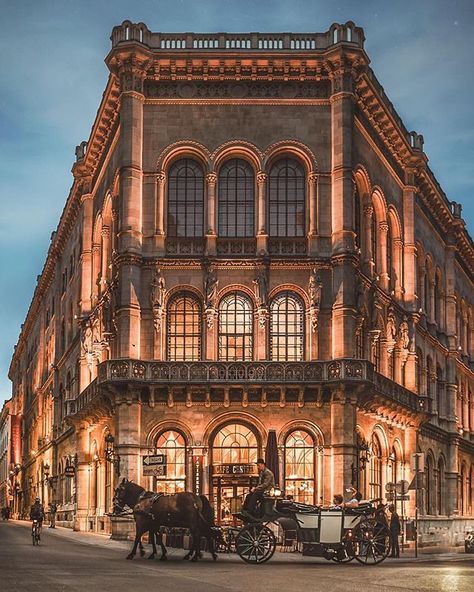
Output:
(30, 497), (45, 540)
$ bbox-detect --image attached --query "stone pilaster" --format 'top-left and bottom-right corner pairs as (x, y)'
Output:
(115, 396), (142, 484)
(154, 171), (166, 254)
(73, 422), (90, 531)
(330, 388), (357, 498)
(206, 172), (217, 256)
(402, 171), (417, 310)
(256, 172), (267, 255)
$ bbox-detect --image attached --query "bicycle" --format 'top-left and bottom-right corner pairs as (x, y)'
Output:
(31, 520), (41, 545)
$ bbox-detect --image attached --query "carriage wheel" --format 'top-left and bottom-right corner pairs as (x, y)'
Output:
(235, 525), (276, 564)
(353, 521), (391, 565)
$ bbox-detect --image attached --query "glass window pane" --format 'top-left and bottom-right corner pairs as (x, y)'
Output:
(268, 158), (305, 237)
(155, 430), (186, 493)
(218, 293), (253, 360)
(284, 430), (315, 503)
(167, 159), (204, 237)
(270, 292), (304, 361)
(167, 292), (202, 360)
(218, 159), (255, 237)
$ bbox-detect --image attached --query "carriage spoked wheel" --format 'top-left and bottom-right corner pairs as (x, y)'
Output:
(235, 524), (276, 564)
(353, 520), (391, 565)
(331, 535), (356, 563)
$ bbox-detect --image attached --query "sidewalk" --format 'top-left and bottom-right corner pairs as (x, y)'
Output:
(8, 519), (471, 563)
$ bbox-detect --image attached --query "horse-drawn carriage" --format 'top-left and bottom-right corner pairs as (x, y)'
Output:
(113, 480), (391, 566)
(232, 496), (392, 565)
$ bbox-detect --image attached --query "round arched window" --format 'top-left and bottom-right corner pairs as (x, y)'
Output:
(284, 430), (315, 503)
(155, 430), (186, 494)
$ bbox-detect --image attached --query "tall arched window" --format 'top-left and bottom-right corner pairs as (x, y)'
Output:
(416, 348), (424, 395)
(167, 159), (204, 237)
(212, 423), (258, 464)
(284, 430), (315, 504)
(436, 366), (443, 417)
(371, 212), (378, 274)
(270, 292), (304, 361)
(218, 159), (254, 237)
(369, 434), (383, 500)
(437, 457), (445, 515)
(354, 186), (362, 252)
(166, 292), (202, 361)
(155, 430), (186, 494)
(387, 220), (394, 291)
(425, 454), (434, 515)
(218, 293), (253, 360)
(426, 356), (433, 400)
(268, 158), (305, 237)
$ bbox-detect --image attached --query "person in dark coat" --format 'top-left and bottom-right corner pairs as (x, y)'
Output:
(388, 504), (401, 558)
(242, 459), (275, 517)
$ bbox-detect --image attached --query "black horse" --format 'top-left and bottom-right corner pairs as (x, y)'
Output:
(113, 479), (218, 562)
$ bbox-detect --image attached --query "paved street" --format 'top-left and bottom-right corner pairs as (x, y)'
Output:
(1, 521), (473, 592)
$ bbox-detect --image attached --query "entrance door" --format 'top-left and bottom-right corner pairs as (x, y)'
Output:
(212, 477), (258, 525)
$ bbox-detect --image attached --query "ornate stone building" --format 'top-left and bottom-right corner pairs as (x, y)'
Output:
(8, 21), (474, 543)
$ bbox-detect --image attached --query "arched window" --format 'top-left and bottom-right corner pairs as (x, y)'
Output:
(155, 430), (186, 494)
(268, 158), (305, 237)
(425, 454), (434, 515)
(371, 212), (378, 274)
(354, 186), (362, 252)
(460, 464), (466, 515)
(416, 348), (424, 395)
(436, 366), (443, 417)
(284, 430), (315, 504)
(218, 159), (254, 237)
(218, 293), (253, 360)
(387, 220), (394, 291)
(426, 356), (433, 400)
(437, 457), (445, 515)
(270, 292), (304, 361)
(212, 423), (258, 465)
(167, 159), (204, 237)
(369, 434), (383, 500)
(434, 271), (441, 326)
(166, 292), (202, 361)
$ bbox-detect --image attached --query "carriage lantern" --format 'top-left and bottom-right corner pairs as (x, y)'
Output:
(105, 433), (121, 475)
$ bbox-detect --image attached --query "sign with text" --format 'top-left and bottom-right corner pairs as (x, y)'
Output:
(143, 454), (167, 477)
(212, 464), (257, 476)
(64, 466), (76, 478)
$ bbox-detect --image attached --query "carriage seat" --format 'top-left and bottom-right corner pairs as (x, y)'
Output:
(277, 500), (320, 514)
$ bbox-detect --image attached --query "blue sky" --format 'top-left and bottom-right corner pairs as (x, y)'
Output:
(1, 0), (473, 404)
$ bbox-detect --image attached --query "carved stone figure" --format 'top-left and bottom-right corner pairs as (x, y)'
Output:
(369, 285), (383, 329)
(309, 269), (323, 332)
(398, 316), (410, 351)
(356, 276), (367, 313)
(253, 269), (268, 308)
(386, 306), (397, 341)
(204, 265), (219, 310)
(150, 266), (166, 332)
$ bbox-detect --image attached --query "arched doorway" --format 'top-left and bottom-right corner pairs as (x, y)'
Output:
(210, 422), (260, 524)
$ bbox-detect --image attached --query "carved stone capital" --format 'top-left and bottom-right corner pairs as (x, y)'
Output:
(206, 172), (217, 186)
(101, 225), (110, 238)
(363, 205), (374, 218)
(257, 172), (267, 186)
(308, 172), (318, 184)
(157, 171), (166, 185)
(379, 222), (389, 234)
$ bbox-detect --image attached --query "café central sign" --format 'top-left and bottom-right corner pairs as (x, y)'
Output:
(212, 463), (257, 476)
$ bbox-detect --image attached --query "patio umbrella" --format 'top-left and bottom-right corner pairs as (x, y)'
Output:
(265, 430), (280, 487)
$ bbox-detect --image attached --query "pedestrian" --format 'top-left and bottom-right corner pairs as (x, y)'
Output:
(49, 501), (57, 528)
(388, 504), (401, 558)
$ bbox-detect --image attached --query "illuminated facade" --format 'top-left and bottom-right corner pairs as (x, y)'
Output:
(8, 21), (474, 544)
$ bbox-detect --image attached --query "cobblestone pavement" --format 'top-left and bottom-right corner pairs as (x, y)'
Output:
(1, 521), (473, 592)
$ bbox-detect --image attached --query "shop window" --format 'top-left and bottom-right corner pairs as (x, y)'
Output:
(155, 430), (186, 494)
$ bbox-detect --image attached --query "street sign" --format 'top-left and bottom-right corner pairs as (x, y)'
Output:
(410, 452), (425, 472)
(64, 466), (75, 478)
(386, 492), (410, 501)
(396, 480), (409, 495)
(143, 454), (167, 477)
(385, 482), (396, 493)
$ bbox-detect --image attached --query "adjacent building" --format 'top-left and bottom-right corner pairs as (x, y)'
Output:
(8, 21), (474, 544)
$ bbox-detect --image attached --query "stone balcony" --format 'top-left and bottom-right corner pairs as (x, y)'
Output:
(65, 359), (431, 425)
(110, 21), (364, 52)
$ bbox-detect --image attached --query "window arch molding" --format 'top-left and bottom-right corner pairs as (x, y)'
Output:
(202, 411), (267, 449)
(212, 141), (262, 172)
(277, 420), (325, 448)
(145, 420), (195, 449)
(209, 420), (262, 465)
(157, 141), (211, 173)
(262, 140), (317, 174)
(370, 424), (389, 458)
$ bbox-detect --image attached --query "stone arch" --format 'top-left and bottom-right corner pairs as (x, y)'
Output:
(262, 139), (317, 174)
(164, 284), (204, 308)
(370, 424), (389, 458)
(268, 283), (310, 309)
(278, 419), (325, 447)
(212, 140), (262, 173)
(145, 419), (195, 448)
(202, 411), (267, 448)
(353, 165), (372, 204)
(157, 140), (211, 173)
(216, 283), (257, 308)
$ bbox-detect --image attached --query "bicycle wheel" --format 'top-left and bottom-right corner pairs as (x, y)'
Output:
(353, 521), (391, 565)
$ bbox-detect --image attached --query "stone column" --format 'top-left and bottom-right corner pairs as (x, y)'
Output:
(308, 172), (318, 255)
(100, 226), (110, 289)
(403, 174), (417, 310)
(256, 172), (267, 255)
(330, 64), (359, 358)
(74, 423), (90, 531)
(446, 435), (459, 516)
(116, 70), (145, 359)
(206, 172), (217, 256)
(379, 221), (389, 290)
(330, 388), (357, 498)
(155, 171), (166, 254)
(115, 397), (141, 482)
(393, 238), (404, 299)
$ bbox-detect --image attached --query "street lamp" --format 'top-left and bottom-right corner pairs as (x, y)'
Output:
(105, 433), (120, 476)
(44, 462), (50, 480)
(351, 439), (371, 488)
